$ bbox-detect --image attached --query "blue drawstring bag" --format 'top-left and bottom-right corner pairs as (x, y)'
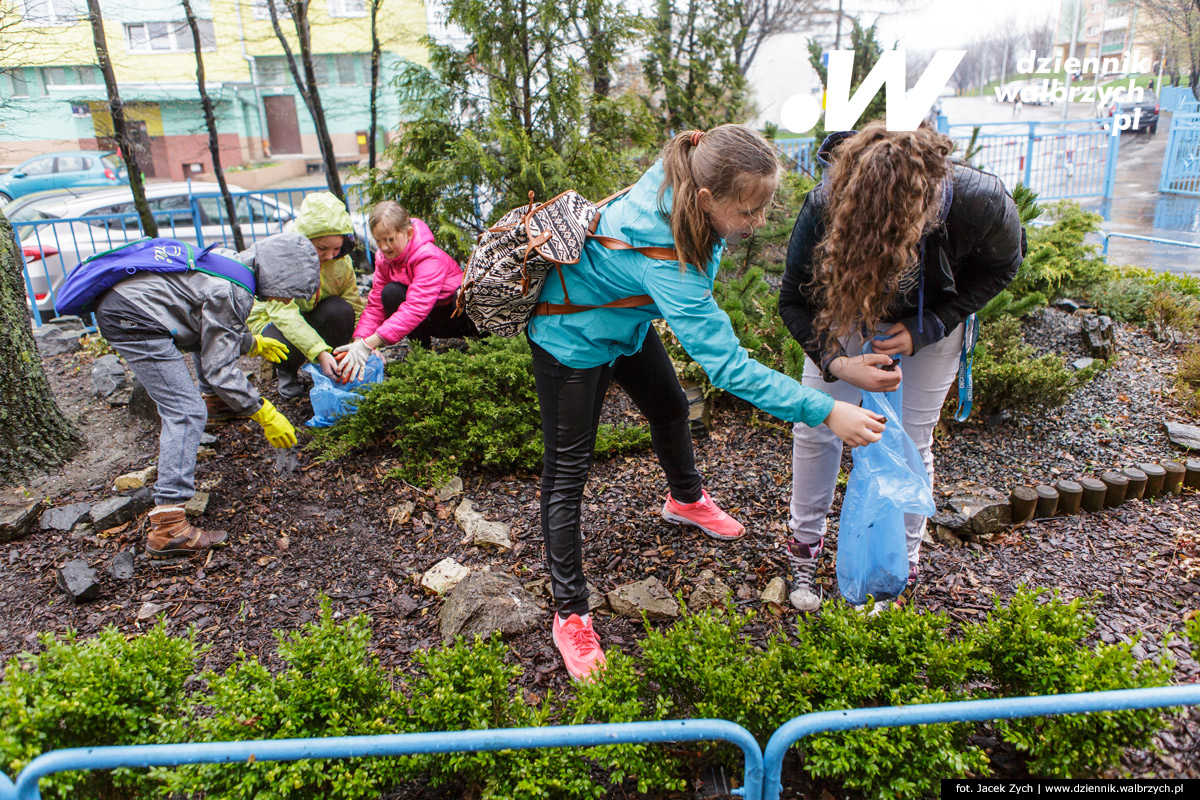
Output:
(835, 379), (936, 606)
(301, 353), (385, 428)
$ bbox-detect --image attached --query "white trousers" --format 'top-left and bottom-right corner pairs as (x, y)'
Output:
(788, 323), (965, 565)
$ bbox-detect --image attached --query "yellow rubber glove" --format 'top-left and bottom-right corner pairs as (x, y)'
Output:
(250, 398), (297, 448)
(249, 334), (289, 363)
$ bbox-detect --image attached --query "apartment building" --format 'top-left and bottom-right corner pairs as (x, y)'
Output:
(0, 0), (427, 179)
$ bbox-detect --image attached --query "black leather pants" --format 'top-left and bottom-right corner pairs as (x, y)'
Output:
(530, 327), (703, 617)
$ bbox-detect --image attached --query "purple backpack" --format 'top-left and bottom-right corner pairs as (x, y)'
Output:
(54, 238), (255, 317)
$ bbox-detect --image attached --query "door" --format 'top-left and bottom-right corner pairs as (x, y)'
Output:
(8, 156), (58, 196)
(264, 95), (302, 155)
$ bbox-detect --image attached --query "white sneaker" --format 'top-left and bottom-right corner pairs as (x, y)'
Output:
(787, 538), (823, 612)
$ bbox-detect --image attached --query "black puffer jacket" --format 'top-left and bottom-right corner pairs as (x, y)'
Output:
(780, 150), (1026, 380)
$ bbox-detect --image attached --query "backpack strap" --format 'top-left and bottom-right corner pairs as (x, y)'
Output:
(534, 294), (654, 316)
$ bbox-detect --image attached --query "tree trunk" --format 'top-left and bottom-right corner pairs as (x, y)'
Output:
(269, 1), (345, 204)
(368, 0), (383, 171)
(182, 0), (245, 251)
(0, 214), (83, 488)
(86, 0), (157, 237)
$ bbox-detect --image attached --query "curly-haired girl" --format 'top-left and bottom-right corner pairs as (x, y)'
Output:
(779, 122), (1026, 611)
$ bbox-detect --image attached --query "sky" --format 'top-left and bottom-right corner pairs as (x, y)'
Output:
(749, 0), (1067, 127)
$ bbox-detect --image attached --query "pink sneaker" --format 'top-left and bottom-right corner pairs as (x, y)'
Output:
(661, 489), (746, 541)
(552, 614), (607, 682)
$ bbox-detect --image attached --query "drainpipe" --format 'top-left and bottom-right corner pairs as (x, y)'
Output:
(233, 0), (269, 158)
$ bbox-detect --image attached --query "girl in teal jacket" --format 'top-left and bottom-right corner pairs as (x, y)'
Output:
(527, 124), (886, 682)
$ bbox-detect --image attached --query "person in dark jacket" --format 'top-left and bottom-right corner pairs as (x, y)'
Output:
(93, 233), (320, 559)
(779, 122), (1026, 611)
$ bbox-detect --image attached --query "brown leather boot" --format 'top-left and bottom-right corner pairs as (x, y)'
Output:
(146, 505), (228, 559)
(203, 393), (244, 430)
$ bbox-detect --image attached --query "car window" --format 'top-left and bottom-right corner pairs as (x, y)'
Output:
(196, 196), (253, 225)
(19, 158), (55, 177)
(82, 202), (141, 230)
(150, 195), (194, 228)
(55, 156), (89, 173)
(249, 197), (293, 223)
(8, 207), (56, 223)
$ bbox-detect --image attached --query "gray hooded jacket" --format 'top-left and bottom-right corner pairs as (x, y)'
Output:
(94, 233), (319, 415)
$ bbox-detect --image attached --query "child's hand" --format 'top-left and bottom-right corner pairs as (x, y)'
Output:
(333, 339), (374, 384)
(828, 354), (903, 392)
(823, 401), (886, 448)
(317, 351), (339, 381)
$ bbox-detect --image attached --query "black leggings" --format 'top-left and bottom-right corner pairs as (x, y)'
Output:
(264, 296), (356, 375)
(530, 327), (702, 617)
(381, 282), (480, 349)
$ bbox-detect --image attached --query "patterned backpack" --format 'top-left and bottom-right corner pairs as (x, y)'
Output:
(455, 188), (676, 337)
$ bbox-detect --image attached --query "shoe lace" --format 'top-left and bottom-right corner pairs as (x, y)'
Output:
(787, 540), (823, 585)
(565, 624), (599, 655)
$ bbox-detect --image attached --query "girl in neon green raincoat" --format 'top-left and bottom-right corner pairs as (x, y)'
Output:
(247, 192), (365, 399)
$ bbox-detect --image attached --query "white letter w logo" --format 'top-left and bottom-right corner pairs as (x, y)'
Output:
(824, 50), (965, 131)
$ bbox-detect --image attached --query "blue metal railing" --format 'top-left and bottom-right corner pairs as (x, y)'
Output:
(1100, 230), (1200, 256)
(1159, 111), (1200, 197)
(761, 685), (1200, 800)
(0, 719), (763, 800)
(0, 686), (1197, 799)
(774, 138), (817, 175)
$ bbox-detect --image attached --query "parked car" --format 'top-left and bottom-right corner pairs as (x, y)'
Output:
(1098, 88), (1160, 134)
(0, 151), (127, 204)
(10, 182), (370, 317)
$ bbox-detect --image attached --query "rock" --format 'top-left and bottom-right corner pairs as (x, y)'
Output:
(438, 571), (545, 643)
(949, 489), (1012, 535)
(125, 486), (154, 515)
(108, 550), (135, 580)
(1164, 421), (1200, 451)
(387, 502), (415, 526)
(435, 476), (464, 502)
(933, 524), (967, 546)
(760, 576), (788, 607)
(199, 432), (218, 447)
(931, 510), (969, 531)
(455, 498), (512, 550)
(680, 378), (712, 438)
(1071, 357), (1096, 370)
(607, 577), (679, 620)
(114, 465), (157, 492)
(586, 582), (607, 613)
(91, 354), (128, 399)
(420, 558), (470, 595)
(184, 492), (209, 517)
(128, 380), (160, 424)
(89, 496), (138, 531)
(1081, 314), (1115, 358)
(56, 560), (100, 603)
(45, 315), (86, 331)
(196, 446), (217, 460)
(688, 569), (732, 612)
(1052, 298), (1081, 313)
(39, 502), (92, 532)
(0, 498), (44, 543)
(35, 328), (83, 356)
(137, 602), (166, 621)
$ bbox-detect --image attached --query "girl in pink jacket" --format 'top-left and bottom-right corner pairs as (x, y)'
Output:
(334, 202), (480, 380)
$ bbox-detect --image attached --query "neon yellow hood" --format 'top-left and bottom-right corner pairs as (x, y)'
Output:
(293, 192), (354, 239)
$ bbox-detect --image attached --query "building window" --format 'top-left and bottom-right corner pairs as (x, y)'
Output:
(1091, 2), (1101, 11)
(253, 0), (293, 20)
(256, 57), (289, 86)
(42, 66), (72, 86)
(125, 20), (216, 53)
(335, 54), (357, 85)
(1087, 26), (1099, 36)
(330, 0), (366, 17)
(75, 66), (99, 85)
(6, 69), (31, 97)
(19, 0), (80, 25)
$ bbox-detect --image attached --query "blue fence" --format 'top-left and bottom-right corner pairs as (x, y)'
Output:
(774, 138), (818, 176)
(1159, 86), (1198, 113)
(12, 182), (371, 327)
(944, 119), (1118, 201)
(0, 686), (1196, 799)
(1160, 111), (1200, 197)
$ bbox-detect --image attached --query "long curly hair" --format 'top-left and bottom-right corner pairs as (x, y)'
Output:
(808, 122), (955, 347)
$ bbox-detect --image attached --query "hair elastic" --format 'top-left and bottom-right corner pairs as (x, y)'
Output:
(690, 130), (704, 147)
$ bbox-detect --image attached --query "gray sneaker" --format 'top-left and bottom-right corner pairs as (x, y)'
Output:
(787, 537), (823, 612)
(276, 369), (306, 399)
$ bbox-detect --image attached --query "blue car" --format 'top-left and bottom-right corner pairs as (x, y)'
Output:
(0, 151), (127, 204)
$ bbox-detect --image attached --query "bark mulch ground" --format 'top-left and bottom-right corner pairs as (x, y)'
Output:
(2, 308), (1198, 795)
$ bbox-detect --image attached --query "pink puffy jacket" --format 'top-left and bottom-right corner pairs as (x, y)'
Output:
(354, 218), (463, 344)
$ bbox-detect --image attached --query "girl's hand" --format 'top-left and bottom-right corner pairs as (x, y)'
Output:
(316, 351), (339, 380)
(823, 400), (887, 448)
(828, 354), (903, 392)
(871, 323), (914, 357)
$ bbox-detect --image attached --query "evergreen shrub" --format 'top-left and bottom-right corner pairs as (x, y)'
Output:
(971, 316), (1104, 415)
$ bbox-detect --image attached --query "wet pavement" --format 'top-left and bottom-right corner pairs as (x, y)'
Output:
(942, 96), (1199, 275)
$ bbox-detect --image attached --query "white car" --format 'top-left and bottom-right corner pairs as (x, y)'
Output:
(9, 183), (369, 318)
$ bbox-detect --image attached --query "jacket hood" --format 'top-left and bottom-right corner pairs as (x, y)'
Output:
(614, 161), (676, 248)
(293, 192), (355, 239)
(238, 232), (321, 299)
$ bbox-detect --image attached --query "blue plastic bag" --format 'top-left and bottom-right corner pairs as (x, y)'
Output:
(301, 353), (385, 428)
(835, 385), (936, 606)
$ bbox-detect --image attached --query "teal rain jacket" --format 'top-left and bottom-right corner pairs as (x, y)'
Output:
(527, 162), (836, 428)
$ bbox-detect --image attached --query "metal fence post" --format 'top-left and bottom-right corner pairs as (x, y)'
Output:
(1023, 121), (1036, 188)
(761, 685), (1200, 800)
(1103, 119), (1122, 201)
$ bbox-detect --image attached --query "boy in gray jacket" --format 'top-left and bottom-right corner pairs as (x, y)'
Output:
(93, 233), (320, 558)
